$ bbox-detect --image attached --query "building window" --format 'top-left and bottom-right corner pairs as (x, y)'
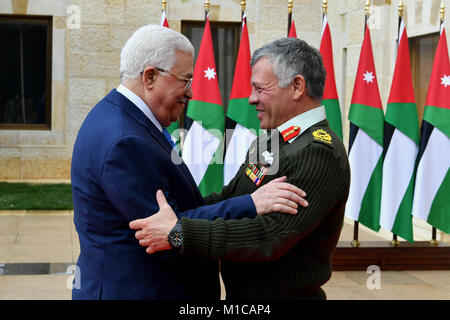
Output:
(0, 14), (52, 130)
(410, 33), (439, 124)
(182, 20), (240, 113)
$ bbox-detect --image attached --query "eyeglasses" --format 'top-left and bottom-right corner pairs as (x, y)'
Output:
(140, 67), (193, 93)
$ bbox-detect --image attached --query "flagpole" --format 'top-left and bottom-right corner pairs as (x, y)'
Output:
(287, 0), (293, 37)
(241, 0), (246, 23)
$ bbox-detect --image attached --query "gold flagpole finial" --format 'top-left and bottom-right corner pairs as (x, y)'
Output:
(440, 1), (445, 22)
(205, 0), (210, 13)
(161, 0), (167, 11)
(288, 0), (293, 14)
(398, 0), (404, 18)
(365, 0), (371, 17)
(241, 0), (246, 13)
(323, 0), (328, 15)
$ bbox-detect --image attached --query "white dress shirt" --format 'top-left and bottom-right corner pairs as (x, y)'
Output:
(116, 84), (163, 132)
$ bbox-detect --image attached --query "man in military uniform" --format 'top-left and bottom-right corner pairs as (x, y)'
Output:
(130, 37), (351, 300)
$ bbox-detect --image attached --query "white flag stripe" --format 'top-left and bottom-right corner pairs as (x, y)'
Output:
(380, 128), (418, 231)
(160, 10), (166, 26)
(412, 128), (450, 221)
(182, 121), (220, 185)
(321, 14), (327, 39)
(345, 129), (383, 221)
(224, 124), (257, 185)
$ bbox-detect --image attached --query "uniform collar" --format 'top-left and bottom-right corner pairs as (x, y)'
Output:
(277, 106), (326, 143)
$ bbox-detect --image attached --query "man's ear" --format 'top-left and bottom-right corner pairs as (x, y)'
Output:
(142, 66), (157, 90)
(292, 75), (305, 100)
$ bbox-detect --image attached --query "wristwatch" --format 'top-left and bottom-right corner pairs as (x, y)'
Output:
(168, 220), (183, 249)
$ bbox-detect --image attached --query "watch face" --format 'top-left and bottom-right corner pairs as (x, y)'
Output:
(169, 231), (183, 248)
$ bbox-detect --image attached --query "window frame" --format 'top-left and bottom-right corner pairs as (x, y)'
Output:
(0, 14), (53, 130)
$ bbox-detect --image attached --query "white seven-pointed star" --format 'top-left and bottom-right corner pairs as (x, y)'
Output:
(204, 67), (216, 80)
(440, 74), (450, 87)
(363, 71), (375, 84)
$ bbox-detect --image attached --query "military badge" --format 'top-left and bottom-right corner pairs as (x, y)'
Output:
(281, 126), (300, 142)
(261, 151), (274, 166)
(245, 162), (268, 186)
(312, 129), (332, 144)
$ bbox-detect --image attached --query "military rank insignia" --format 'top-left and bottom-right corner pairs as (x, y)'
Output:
(245, 162), (268, 186)
(281, 126), (300, 142)
(312, 129), (332, 144)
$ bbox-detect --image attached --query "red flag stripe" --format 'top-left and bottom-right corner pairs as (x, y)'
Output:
(229, 18), (251, 100)
(425, 27), (450, 110)
(288, 19), (297, 38)
(350, 24), (383, 110)
(387, 20), (415, 104)
(191, 17), (222, 105)
(320, 16), (339, 100)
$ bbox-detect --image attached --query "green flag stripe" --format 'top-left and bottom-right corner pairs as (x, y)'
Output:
(385, 102), (419, 144)
(166, 120), (179, 136)
(197, 156), (224, 196)
(358, 156), (383, 232)
(423, 105), (450, 138)
(427, 168), (450, 233)
(187, 100), (224, 134)
(227, 97), (260, 131)
(349, 103), (384, 146)
(391, 175), (415, 242)
(322, 99), (343, 140)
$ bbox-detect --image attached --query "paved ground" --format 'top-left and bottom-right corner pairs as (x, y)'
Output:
(0, 211), (449, 300)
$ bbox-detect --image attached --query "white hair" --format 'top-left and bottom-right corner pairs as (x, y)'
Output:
(120, 24), (194, 81)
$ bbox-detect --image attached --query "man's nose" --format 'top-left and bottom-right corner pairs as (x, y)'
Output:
(249, 89), (258, 105)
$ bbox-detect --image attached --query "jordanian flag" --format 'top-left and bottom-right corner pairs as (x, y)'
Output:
(161, 9), (179, 146)
(380, 18), (418, 242)
(224, 14), (259, 185)
(319, 13), (343, 140)
(412, 25), (450, 234)
(182, 17), (225, 196)
(345, 23), (384, 232)
(288, 19), (297, 38)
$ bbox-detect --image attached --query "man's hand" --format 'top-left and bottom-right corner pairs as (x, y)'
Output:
(129, 190), (177, 254)
(251, 176), (308, 215)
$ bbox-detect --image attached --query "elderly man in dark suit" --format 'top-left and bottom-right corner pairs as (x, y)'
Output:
(71, 25), (305, 300)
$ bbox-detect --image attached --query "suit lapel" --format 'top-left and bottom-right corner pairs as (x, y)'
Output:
(105, 90), (203, 201)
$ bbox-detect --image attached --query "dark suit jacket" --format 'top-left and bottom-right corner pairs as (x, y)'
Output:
(71, 89), (256, 300)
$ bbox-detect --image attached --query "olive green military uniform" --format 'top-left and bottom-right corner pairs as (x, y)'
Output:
(180, 106), (351, 300)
